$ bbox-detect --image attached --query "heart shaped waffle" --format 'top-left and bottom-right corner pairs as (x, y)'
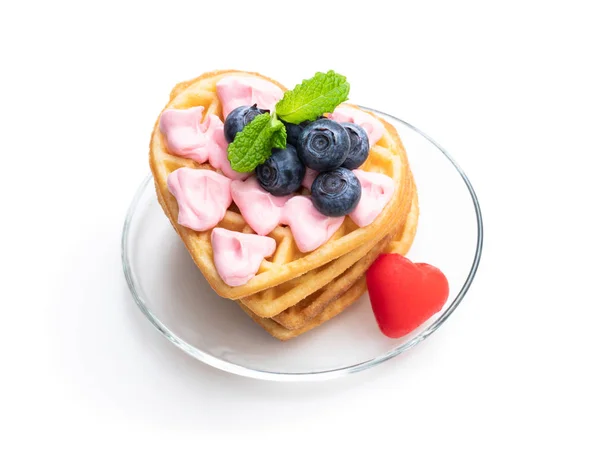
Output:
(150, 70), (412, 301)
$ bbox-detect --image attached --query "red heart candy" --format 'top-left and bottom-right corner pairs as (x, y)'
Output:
(366, 254), (449, 338)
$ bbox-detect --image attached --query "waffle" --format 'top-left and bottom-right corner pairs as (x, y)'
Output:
(149, 70), (412, 300)
(239, 278), (367, 342)
(239, 189), (419, 340)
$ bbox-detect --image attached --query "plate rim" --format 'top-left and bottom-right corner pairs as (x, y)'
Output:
(121, 107), (484, 382)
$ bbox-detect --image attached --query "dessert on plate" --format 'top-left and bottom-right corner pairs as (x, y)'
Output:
(149, 69), (442, 340)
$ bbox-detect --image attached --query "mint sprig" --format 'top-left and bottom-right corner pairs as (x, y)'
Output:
(271, 123), (287, 149)
(275, 70), (350, 124)
(227, 113), (286, 173)
(227, 70), (350, 172)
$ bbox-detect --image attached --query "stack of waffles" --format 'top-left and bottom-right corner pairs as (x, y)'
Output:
(149, 71), (418, 340)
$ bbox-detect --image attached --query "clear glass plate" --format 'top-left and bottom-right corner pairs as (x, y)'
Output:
(122, 108), (483, 381)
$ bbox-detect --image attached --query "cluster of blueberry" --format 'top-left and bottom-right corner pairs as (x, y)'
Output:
(224, 105), (370, 217)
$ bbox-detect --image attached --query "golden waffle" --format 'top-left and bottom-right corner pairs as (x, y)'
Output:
(239, 191), (419, 341)
(240, 278), (368, 342)
(150, 70), (412, 300)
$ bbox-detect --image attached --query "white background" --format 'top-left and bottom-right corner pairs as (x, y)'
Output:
(1, 0), (599, 453)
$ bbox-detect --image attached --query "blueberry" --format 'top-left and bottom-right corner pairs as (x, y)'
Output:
(256, 144), (306, 196)
(340, 123), (369, 169)
(224, 104), (268, 143)
(282, 120), (309, 147)
(297, 119), (350, 172)
(311, 168), (361, 217)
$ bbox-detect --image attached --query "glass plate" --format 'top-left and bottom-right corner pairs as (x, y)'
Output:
(122, 108), (483, 381)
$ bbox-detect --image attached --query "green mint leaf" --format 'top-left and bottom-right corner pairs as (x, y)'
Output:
(227, 113), (286, 172)
(272, 125), (287, 149)
(275, 70), (350, 124)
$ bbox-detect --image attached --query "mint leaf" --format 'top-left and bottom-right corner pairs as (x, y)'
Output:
(272, 126), (287, 149)
(227, 113), (287, 172)
(276, 70), (350, 124)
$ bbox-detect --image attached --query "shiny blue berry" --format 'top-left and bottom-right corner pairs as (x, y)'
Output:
(256, 144), (306, 196)
(282, 120), (309, 147)
(311, 167), (361, 217)
(297, 119), (350, 172)
(340, 122), (369, 169)
(224, 104), (268, 143)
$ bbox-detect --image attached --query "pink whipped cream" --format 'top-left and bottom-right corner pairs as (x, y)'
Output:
(281, 196), (345, 253)
(211, 228), (276, 286)
(329, 105), (385, 146)
(167, 168), (232, 231)
(216, 76), (284, 119)
(231, 177), (345, 252)
(159, 106), (248, 180)
(231, 177), (292, 236)
(350, 170), (395, 227)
